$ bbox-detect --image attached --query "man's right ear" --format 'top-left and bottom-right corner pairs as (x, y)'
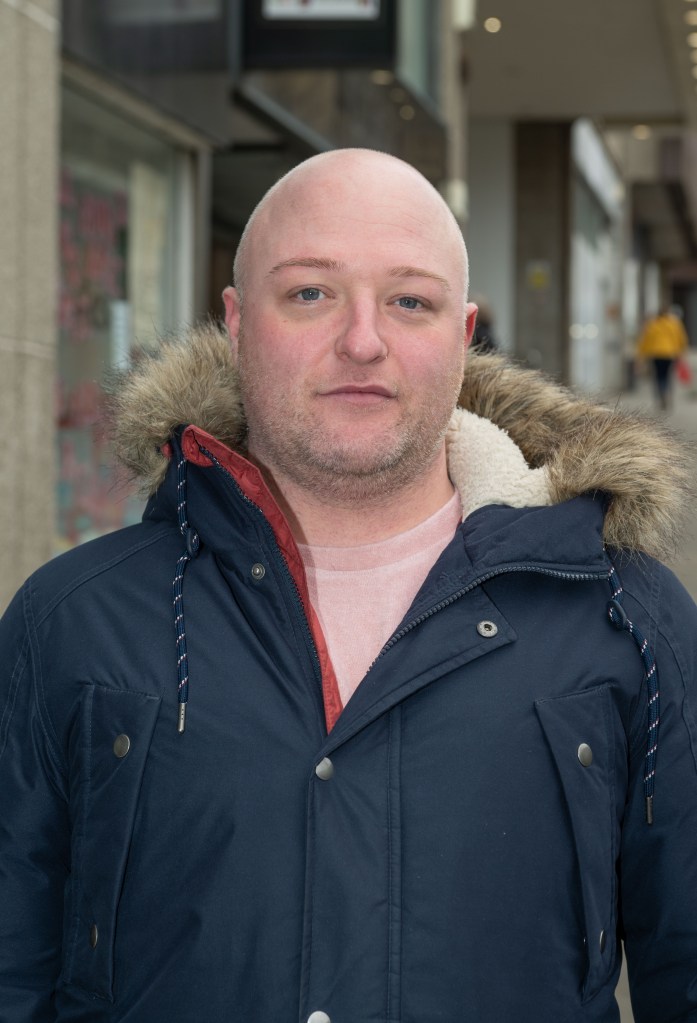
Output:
(223, 286), (241, 358)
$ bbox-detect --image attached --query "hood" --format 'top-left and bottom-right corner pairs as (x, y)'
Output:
(109, 322), (693, 561)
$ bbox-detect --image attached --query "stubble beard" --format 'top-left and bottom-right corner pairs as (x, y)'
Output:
(237, 334), (463, 508)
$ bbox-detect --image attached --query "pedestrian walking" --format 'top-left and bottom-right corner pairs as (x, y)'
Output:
(636, 305), (689, 410)
(2, 148), (697, 1022)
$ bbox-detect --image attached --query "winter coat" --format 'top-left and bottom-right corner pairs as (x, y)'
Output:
(2, 326), (697, 1023)
(636, 314), (689, 361)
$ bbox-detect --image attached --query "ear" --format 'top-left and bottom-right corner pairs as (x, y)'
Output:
(464, 302), (478, 350)
(223, 286), (242, 359)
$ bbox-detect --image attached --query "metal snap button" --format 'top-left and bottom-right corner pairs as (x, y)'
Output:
(251, 563), (265, 581)
(113, 734), (131, 758)
(476, 620), (498, 638)
(90, 923), (99, 949)
(577, 743), (593, 767)
(307, 1013), (331, 1023)
(315, 757), (334, 781)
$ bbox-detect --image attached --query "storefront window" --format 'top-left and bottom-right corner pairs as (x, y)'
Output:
(58, 86), (184, 549)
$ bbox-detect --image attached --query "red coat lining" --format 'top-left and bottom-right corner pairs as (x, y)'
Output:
(181, 425), (343, 732)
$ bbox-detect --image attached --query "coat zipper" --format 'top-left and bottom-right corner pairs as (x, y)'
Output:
(372, 563), (610, 667)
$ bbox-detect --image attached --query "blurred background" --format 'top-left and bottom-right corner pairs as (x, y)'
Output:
(3, 1), (697, 566)
(3, 2), (696, 1015)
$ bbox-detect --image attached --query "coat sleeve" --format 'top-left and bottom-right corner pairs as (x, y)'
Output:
(0, 584), (69, 1022)
(620, 563), (697, 1021)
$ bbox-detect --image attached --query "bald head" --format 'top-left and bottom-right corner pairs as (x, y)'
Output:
(233, 148), (468, 308)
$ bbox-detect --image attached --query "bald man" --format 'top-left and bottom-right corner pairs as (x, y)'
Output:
(2, 149), (697, 1023)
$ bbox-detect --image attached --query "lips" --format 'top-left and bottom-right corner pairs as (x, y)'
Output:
(321, 384), (395, 398)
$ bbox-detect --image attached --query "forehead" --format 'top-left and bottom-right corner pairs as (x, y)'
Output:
(247, 159), (465, 285)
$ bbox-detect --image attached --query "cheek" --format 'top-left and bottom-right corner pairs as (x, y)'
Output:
(406, 339), (464, 388)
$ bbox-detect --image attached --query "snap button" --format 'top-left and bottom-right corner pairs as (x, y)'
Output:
(251, 563), (265, 581)
(315, 757), (334, 781)
(476, 620), (498, 638)
(577, 743), (593, 767)
(307, 1013), (331, 1023)
(599, 929), (606, 953)
(90, 923), (99, 949)
(113, 734), (131, 758)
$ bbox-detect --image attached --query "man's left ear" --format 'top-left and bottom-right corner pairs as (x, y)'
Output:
(464, 302), (478, 349)
(223, 286), (242, 359)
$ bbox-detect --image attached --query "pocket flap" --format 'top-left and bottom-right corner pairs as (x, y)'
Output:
(65, 684), (161, 1000)
(535, 684), (617, 1002)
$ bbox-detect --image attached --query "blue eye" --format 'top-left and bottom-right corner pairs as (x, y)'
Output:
(298, 287), (323, 302)
(397, 296), (421, 310)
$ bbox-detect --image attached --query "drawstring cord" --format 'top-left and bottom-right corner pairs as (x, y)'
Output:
(607, 566), (659, 824)
(172, 440), (200, 733)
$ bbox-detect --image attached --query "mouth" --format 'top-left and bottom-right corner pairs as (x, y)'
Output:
(321, 384), (396, 399)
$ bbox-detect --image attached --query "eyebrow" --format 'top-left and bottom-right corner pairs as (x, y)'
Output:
(268, 257), (451, 291)
(268, 257), (346, 276)
(388, 265), (451, 291)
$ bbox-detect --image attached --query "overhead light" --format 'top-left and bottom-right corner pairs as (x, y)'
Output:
(484, 16), (502, 32)
(686, 9), (697, 23)
(371, 70), (393, 85)
(399, 105), (416, 121)
(688, 30), (697, 45)
(632, 124), (651, 140)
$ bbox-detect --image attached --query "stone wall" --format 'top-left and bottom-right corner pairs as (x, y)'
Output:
(0, 0), (59, 609)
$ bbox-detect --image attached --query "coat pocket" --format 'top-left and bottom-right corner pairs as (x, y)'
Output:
(64, 684), (161, 1001)
(535, 684), (618, 1003)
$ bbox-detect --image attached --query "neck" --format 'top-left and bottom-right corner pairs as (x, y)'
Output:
(251, 447), (456, 547)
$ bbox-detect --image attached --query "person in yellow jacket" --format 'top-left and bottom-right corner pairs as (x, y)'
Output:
(637, 306), (689, 410)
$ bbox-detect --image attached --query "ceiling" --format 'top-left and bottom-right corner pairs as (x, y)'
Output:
(464, 0), (697, 127)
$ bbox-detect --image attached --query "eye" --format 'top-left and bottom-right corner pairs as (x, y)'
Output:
(295, 287), (325, 303)
(396, 296), (423, 311)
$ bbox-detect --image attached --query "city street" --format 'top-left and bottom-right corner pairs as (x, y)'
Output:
(610, 356), (697, 1021)
(615, 357), (697, 599)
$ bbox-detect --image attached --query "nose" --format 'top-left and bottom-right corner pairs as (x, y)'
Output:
(334, 297), (388, 364)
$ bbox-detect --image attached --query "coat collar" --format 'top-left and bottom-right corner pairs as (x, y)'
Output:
(113, 322), (693, 560)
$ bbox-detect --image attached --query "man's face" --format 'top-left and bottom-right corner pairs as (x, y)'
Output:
(224, 153), (476, 504)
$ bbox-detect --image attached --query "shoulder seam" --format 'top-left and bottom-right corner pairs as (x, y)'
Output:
(34, 525), (175, 627)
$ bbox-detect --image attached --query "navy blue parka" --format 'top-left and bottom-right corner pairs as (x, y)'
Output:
(1, 334), (697, 1023)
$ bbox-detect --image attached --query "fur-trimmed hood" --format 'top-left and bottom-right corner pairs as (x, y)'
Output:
(109, 322), (693, 561)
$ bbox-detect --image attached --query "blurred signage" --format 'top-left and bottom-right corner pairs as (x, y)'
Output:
(526, 261), (551, 291)
(262, 0), (380, 18)
(244, 0), (395, 68)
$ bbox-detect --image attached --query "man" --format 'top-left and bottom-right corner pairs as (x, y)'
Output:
(1, 149), (697, 1022)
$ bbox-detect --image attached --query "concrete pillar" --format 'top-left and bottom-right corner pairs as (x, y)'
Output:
(0, 0), (60, 610)
(514, 122), (572, 381)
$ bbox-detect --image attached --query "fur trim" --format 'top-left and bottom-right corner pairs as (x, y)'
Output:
(109, 325), (693, 560)
(108, 322), (246, 495)
(459, 353), (694, 560)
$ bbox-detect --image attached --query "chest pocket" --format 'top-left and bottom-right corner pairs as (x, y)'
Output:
(535, 683), (620, 1003)
(63, 684), (161, 1002)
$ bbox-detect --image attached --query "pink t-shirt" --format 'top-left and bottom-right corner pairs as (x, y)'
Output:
(297, 491), (463, 707)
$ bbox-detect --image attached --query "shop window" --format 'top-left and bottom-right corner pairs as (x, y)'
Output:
(58, 86), (185, 549)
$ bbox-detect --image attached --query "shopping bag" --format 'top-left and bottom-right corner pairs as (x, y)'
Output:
(676, 358), (692, 384)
